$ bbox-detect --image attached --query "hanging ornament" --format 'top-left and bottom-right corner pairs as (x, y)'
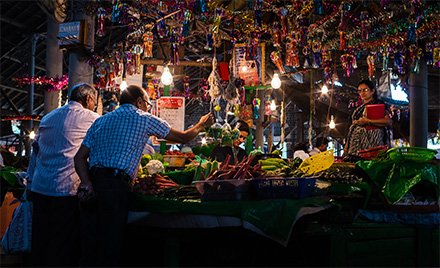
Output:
(124, 51), (134, 77)
(169, 26), (182, 65)
(299, 18), (309, 47)
(96, 7), (106, 37)
(367, 52), (376, 79)
(303, 46), (312, 68)
(286, 39), (300, 67)
(348, 46), (358, 69)
(322, 47), (332, 83)
(111, 0), (121, 23)
(434, 47), (440, 68)
(200, 79), (210, 101)
(381, 43), (391, 71)
(264, 95), (271, 115)
(408, 15), (417, 43)
(106, 63), (115, 89)
(229, 30), (241, 54)
(340, 54), (355, 77)
(272, 22), (282, 48)
(204, 26), (213, 50)
(183, 76), (190, 99)
(339, 1), (350, 50)
(312, 41), (322, 68)
(196, 0), (207, 13)
(235, 78), (246, 105)
(360, 11), (370, 41)
(249, 31), (262, 60)
(132, 45), (143, 74)
(278, 8), (289, 38)
(207, 57), (224, 101)
(151, 78), (160, 99)
(143, 32), (154, 58)
(426, 42), (434, 65)
(157, 1), (168, 38)
(233, 104), (240, 117)
(270, 50), (285, 74)
(252, 98), (261, 119)
(212, 8), (224, 33)
(393, 43), (406, 74)
(182, 10), (192, 37)
(314, 0), (323, 15)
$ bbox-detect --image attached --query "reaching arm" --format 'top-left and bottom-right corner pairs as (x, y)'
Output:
(164, 113), (214, 144)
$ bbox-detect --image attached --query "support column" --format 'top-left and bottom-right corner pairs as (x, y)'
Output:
(24, 34), (38, 156)
(409, 59), (428, 147)
(68, 2), (95, 95)
(255, 89), (265, 150)
(45, 17), (62, 114)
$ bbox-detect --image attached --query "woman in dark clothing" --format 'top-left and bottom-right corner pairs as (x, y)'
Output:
(210, 120), (250, 165)
(343, 80), (392, 156)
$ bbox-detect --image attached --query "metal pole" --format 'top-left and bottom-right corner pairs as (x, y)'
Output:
(24, 34), (37, 156)
(255, 88), (265, 151)
(409, 58), (428, 147)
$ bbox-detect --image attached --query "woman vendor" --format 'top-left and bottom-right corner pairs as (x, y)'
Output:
(343, 80), (392, 156)
(210, 120), (250, 165)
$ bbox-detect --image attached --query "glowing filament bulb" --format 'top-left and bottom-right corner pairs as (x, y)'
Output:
(329, 115), (336, 129)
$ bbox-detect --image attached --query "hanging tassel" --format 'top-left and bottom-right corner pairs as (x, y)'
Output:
(143, 31), (154, 58)
(360, 11), (370, 41)
(183, 76), (190, 99)
(312, 41), (322, 68)
(303, 46), (312, 68)
(253, 98), (260, 119)
(152, 78), (161, 99)
(96, 7), (106, 37)
(270, 50), (285, 74)
(367, 52), (376, 79)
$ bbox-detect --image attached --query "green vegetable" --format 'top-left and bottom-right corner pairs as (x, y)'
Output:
(141, 154), (152, 166)
(204, 162), (212, 178)
(151, 153), (164, 163)
(261, 165), (278, 171)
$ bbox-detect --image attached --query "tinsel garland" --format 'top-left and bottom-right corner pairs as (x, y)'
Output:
(1, 115), (40, 121)
(13, 74), (69, 92)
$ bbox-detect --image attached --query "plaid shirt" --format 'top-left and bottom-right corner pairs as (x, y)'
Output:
(83, 104), (171, 178)
(31, 101), (99, 196)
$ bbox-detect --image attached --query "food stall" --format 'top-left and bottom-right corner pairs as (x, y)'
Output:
(119, 145), (439, 267)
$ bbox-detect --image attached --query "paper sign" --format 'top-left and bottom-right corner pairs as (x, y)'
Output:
(152, 97), (185, 145)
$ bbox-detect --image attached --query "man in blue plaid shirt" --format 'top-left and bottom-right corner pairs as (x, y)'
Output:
(74, 85), (213, 267)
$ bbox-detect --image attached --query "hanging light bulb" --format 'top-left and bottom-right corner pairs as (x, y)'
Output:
(321, 84), (329, 94)
(120, 78), (128, 91)
(241, 64), (248, 72)
(270, 99), (276, 111)
(29, 131), (36, 140)
(271, 73), (281, 89)
(161, 65), (173, 86)
(201, 137), (207, 145)
(329, 115), (336, 129)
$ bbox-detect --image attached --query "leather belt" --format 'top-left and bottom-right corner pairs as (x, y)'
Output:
(90, 167), (132, 183)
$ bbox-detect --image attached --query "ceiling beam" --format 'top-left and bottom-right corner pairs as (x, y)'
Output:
(141, 59), (212, 67)
(3, 56), (46, 71)
(0, 15), (28, 30)
(0, 84), (43, 97)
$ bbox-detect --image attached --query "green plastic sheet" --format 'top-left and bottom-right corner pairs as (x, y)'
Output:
(130, 194), (333, 241)
(357, 161), (440, 204)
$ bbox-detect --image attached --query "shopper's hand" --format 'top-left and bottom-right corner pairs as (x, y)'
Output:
(354, 116), (369, 126)
(77, 182), (94, 203)
(199, 113), (215, 129)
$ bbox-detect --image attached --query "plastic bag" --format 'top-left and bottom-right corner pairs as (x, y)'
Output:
(1, 192), (33, 254)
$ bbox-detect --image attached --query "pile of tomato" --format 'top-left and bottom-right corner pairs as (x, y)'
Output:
(165, 150), (196, 158)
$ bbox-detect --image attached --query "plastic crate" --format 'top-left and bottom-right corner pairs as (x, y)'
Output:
(252, 177), (317, 200)
(193, 180), (255, 201)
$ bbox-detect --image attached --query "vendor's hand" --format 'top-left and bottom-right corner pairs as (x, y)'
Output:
(199, 113), (215, 129)
(354, 116), (369, 126)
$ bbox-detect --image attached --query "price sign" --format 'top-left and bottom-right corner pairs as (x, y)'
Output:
(152, 96), (185, 145)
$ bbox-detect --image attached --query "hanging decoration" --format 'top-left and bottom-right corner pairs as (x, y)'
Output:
(322, 47), (332, 83)
(183, 76), (190, 99)
(96, 7), (106, 37)
(426, 42), (434, 65)
(111, 0), (121, 23)
(235, 78), (246, 106)
(314, 0), (323, 15)
(157, 1), (168, 38)
(207, 57), (223, 102)
(393, 42), (406, 74)
(340, 53), (355, 77)
(124, 51), (134, 76)
(182, 10), (192, 37)
(367, 52), (376, 79)
(272, 21), (282, 48)
(360, 11), (370, 41)
(204, 25), (213, 50)
(212, 8), (224, 33)
(264, 95), (271, 115)
(409, 44), (421, 73)
(233, 104), (240, 117)
(13, 74), (69, 92)
(143, 32), (153, 58)
(224, 59), (238, 102)
(229, 30), (241, 54)
(249, 31), (262, 60)
(299, 18), (309, 47)
(278, 8), (289, 38)
(169, 26), (182, 65)
(1, 115), (40, 121)
(434, 46), (440, 68)
(95, 61), (107, 89)
(270, 50), (285, 74)
(200, 79), (210, 102)
(338, 1), (350, 51)
(381, 43), (391, 71)
(252, 98), (261, 119)
(151, 78), (160, 99)
(312, 40), (322, 68)
(303, 46), (312, 68)
(132, 45), (143, 74)
(254, 9), (262, 28)
(285, 38), (300, 68)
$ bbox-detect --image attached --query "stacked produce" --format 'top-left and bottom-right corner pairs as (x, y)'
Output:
(203, 154), (266, 181)
(259, 157), (311, 178)
(132, 154), (178, 195)
(165, 149), (195, 159)
(315, 168), (361, 184)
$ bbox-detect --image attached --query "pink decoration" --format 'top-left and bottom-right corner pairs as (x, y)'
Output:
(14, 74), (69, 92)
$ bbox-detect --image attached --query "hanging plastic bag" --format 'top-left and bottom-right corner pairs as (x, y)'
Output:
(1, 191), (32, 254)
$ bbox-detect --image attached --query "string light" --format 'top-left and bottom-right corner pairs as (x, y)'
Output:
(271, 73), (281, 89)
(329, 115), (336, 129)
(161, 65), (173, 86)
(270, 99), (276, 111)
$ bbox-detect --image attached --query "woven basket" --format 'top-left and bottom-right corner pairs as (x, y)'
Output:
(387, 147), (437, 163)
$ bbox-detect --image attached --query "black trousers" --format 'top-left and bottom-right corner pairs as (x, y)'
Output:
(31, 192), (81, 267)
(79, 169), (131, 267)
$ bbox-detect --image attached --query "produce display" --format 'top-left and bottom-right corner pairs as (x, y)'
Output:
(203, 154), (266, 181)
(165, 149), (195, 159)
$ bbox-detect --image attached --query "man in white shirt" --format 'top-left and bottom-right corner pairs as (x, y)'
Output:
(30, 83), (99, 267)
(309, 137), (329, 156)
